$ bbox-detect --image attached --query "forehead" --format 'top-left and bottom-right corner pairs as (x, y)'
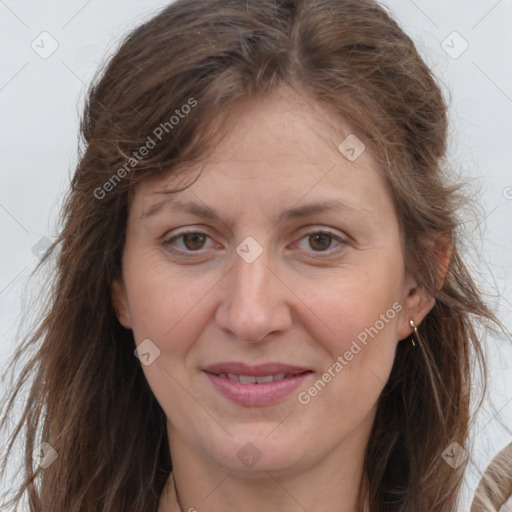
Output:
(131, 88), (393, 221)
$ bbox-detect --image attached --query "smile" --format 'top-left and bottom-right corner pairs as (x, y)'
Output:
(203, 370), (313, 407)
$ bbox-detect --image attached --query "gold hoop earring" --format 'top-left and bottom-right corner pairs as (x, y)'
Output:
(409, 319), (418, 347)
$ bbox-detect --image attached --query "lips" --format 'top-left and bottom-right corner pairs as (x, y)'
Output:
(202, 362), (314, 406)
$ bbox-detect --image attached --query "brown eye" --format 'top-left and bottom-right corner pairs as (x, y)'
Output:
(182, 233), (207, 251)
(293, 229), (346, 256)
(163, 231), (213, 254)
(308, 233), (333, 251)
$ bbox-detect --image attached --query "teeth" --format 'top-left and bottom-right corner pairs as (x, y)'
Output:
(239, 375), (257, 384)
(255, 375), (274, 384)
(216, 372), (292, 383)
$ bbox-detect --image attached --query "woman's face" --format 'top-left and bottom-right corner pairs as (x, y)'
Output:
(113, 88), (433, 476)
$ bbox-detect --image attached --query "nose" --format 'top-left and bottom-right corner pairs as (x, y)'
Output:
(214, 243), (293, 344)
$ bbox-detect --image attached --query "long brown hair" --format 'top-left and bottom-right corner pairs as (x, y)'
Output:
(0, 0), (506, 510)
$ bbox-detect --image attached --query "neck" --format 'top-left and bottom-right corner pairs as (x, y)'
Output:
(160, 470), (370, 512)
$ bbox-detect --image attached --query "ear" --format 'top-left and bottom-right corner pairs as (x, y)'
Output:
(397, 235), (452, 341)
(111, 279), (133, 329)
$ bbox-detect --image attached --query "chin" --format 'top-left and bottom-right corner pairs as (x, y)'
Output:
(204, 429), (311, 474)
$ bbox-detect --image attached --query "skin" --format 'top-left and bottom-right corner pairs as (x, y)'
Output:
(112, 86), (439, 512)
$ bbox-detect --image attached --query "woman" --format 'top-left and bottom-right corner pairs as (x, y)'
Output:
(0, 0), (506, 510)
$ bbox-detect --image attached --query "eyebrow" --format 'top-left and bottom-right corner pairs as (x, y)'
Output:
(141, 193), (373, 222)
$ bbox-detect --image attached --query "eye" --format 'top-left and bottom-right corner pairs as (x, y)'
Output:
(162, 228), (347, 256)
(163, 230), (214, 253)
(294, 230), (346, 255)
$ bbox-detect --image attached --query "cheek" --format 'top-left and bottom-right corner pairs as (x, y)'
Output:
(292, 267), (403, 357)
(124, 261), (215, 413)
(124, 256), (216, 353)
(297, 285), (400, 427)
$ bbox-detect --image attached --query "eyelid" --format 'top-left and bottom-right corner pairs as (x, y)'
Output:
(295, 226), (348, 242)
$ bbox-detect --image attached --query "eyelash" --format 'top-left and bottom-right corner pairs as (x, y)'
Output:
(162, 228), (347, 257)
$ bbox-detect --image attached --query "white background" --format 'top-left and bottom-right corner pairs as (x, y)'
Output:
(1, 1), (511, 510)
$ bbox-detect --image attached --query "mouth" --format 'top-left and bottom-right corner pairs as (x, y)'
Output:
(202, 362), (314, 406)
